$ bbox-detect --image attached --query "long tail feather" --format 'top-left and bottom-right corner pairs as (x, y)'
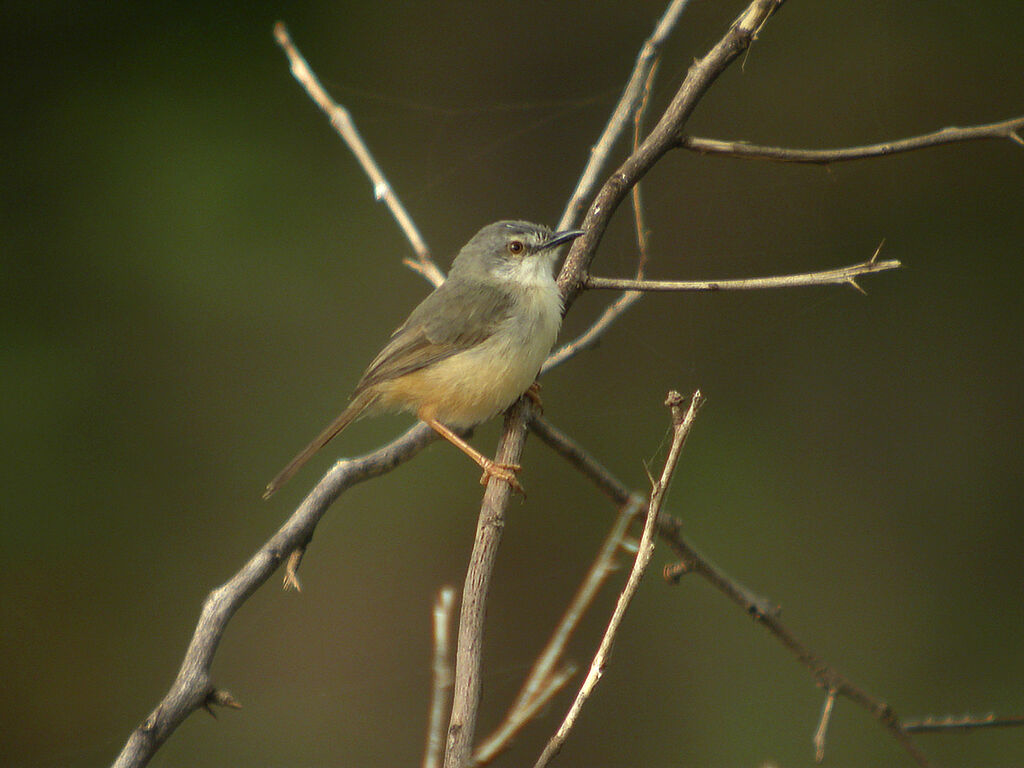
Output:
(263, 390), (377, 499)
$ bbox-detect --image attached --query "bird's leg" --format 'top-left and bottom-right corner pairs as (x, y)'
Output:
(418, 411), (524, 495)
(524, 382), (543, 414)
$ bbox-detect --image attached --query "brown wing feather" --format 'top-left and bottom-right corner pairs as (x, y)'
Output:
(353, 279), (514, 394)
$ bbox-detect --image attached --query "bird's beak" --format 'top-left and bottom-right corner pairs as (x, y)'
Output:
(540, 229), (586, 251)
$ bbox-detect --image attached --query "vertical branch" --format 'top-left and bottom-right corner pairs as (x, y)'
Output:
(443, 402), (534, 768)
(424, 587), (458, 768)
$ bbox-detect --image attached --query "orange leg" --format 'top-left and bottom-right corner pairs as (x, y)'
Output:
(419, 411), (525, 495)
(524, 381), (543, 413)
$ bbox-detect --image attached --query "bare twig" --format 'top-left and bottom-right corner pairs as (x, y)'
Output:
(533, 390), (703, 768)
(557, 0), (694, 231)
(902, 712), (1024, 733)
(585, 247), (900, 293)
(443, 400), (536, 768)
(424, 587), (458, 768)
(678, 116), (1024, 164)
(112, 422), (441, 768)
(472, 667), (576, 767)
(813, 688), (837, 762)
(558, 0), (787, 308)
(528, 413), (931, 767)
(273, 22), (444, 287)
(542, 58), (661, 375)
(474, 497), (644, 765)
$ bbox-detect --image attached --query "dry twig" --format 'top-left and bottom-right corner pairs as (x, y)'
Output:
(533, 390), (703, 768)
(273, 22), (444, 287)
(424, 587), (458, 768)
(585, 244), (900, 294)
(679, 116), (1024, 164)
(473, 497), (644, 765)
(528, 413), (932, 767)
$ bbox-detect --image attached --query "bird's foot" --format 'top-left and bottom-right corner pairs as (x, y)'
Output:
(479, 459), (525, 496)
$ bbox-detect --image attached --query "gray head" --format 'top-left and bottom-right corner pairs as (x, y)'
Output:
(449, 220), (584, 285)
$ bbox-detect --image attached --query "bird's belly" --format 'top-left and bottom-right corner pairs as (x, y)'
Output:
(376, 298), (559, 427)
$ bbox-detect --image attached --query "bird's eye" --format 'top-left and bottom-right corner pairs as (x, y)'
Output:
(507, 240), (525, 255)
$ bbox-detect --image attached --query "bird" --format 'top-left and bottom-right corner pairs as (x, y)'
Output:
(263, 220), (584, 499)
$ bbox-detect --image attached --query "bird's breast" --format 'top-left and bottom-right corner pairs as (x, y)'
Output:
(377, 282), (562, 427)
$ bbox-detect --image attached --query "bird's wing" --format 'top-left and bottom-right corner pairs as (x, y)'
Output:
(353, 279), (515, 393)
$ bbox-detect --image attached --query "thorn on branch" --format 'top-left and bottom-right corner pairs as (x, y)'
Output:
(284, 547), (305, 591)
(847, 278), (867, 296)
(813, 688), (837, 763)
(203, 688), (242, 718)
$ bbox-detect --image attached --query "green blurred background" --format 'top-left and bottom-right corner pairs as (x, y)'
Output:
(3, 2), (1023, 766)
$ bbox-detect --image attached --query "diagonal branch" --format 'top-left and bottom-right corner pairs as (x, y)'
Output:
(533, 391), (704, 768)
(528, 413), (932, 767)
(112, 422), (441, 768)
(473, 497), (644, 766)
(678, 116), (1024, 164)
(273, 22), (444, 287)
(557, 0), (694, 231)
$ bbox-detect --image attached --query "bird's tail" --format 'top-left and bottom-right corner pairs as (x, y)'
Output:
(263, 390), (378, 499)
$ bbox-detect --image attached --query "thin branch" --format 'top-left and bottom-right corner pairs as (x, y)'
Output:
(902, 713), (1024, 733)
(528, 413), (931, 767)
(443, 400), (536, 768)
(558, 0), (787, 308)
(813, 688), (837, 763)
(273, 22), (445, 287)
(533, 390), (704, 768)
(542, 61), (661, 375)
(112, 422), (440, 768)
(424, 587), (458, 768)
(586, 249), (901, 293)
(678, 116), (1024, 164)
(472, 666), (576, 767)
(557, 0), (694, 231)
(542, 290), (642, 374)
(474, 497), (645, 765)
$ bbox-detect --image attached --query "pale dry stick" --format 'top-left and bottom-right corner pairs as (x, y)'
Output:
(443, 403), (535, 768)
(543, 58), (660, 375)
(678, 116), (1024, 163)
(472, 668), (575, 768)
(527, 415), (932, 767)
(813, 688), (837, 763)
(557, 0), (788, 309)
(585, 246), (900, 293)
(630, 59), (658, 280)
(557, 0), (694, 232)
(424, 587), (458, 768)
(112, 422), (441, 768)
(902, 713), (1024, 733)
(273, 22), (445, 288)
(473, 497), (645, 766)
(533, 390), (703, 768)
